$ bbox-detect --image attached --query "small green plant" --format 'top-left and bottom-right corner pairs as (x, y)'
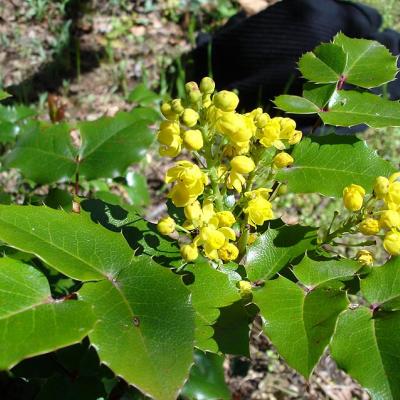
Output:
(1, 34), (400, 400)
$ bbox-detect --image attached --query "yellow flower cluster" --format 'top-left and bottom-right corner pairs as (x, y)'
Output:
(343, 172), (400, 256)
(156, 77), (302, 263)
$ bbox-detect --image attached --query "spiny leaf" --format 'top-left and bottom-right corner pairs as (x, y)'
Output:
(185, 262), (241, 352)
(333, 32), (399, 88)
(331, 307), (400, 400)
(276, 135), (396, 197)
(254, 276), (348, 377)
(298, 43), (347, 84)
(245, 221), (317, 282)
(79, 256), (195, 400)
(320, 91), (400, 128)
(4, 122), (77, 184)
(0, 258), (96, 370)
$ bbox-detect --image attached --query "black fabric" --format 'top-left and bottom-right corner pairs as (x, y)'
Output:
(188, 0), (400, 114)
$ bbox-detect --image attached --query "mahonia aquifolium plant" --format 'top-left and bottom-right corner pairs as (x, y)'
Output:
(156, 77), (302, 263)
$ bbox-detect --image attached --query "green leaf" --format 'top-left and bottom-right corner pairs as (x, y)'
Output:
(4, 122), (77, 184)
(320, 91), (400, 128)
(274, 95), (320, 114)
(80, 199), (181, 267)
(333, 33), (398, 88)
(276, 135), (396, 197)
(0, 90), (11, 101)
(361, 257), (400, 310)
(0, 104), (36, 123)
(127, 84), (161, 106)
(212, 300), (254, 357)
(181, 350), (230, 400)
(185, 262), (241, 352)
(254, 276), (348, 377)
(330, 307), (400, 400)
(294, 256), (362, 288)
(125, 172), (150, 207)
(298, 43), (347, 84)
(245, 221), (317, 282)
(0, 258), (96, 370)
(303, 83), (336, 109)
(79, 256), (195, 400)
(0, 205), (135, 281)
(78, 111), (154, 180)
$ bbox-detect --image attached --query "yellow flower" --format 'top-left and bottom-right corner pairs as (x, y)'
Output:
(171, 99), (184, 115)
(216, 211), (236, 227)
(226, 170), (246, 192)
(343, 184), (365, 212)
(278, 117), (296, 139)
(383, 230), (400, 255)
(288, 130), (302, 145)
(183, 129), (204, 151)
(169, 183), (197, 207)
(185, 81), (202, 103)
(359, 218), (380, 236)
(159, 135), (182, 157)
(157, 216), (176, 235)
(255, 113), (271, 128)
(379, 210), (400, 230)
(184, 200), (202, 222)
(374, 176), (390, 199)
(230, 156), (255, 174)
(200, 77), (215, 94)
(160, 102), (177, 120)
(218, 242), (239, 261)
(166, 161), (207, 189)
(180, 243), (199, 262)
(238, 280), (252, 297)
(258, 119), (281, 148)
(181, 108), (199, 127)
(385, 173), (400, 206)
(356, 250), (374, 266)
(202, 94), (212, 108)
(273, 152), (294, 169)
(244, 197), (274, 227)
(244, 188), (272, 200)
(217, 113), (253, 143)
(213, 90), (239, 112)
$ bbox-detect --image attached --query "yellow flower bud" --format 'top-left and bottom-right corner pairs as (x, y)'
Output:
(171, 99), (184, 115)
(157, 121), (180, 144)
(383, 231), (400, 256)
(273, 152), (294, 169)
(180, 243), (199, 262)
(379, 210), (400, 230)
(181, 108), (199, 127)
(217, 112), (245, 136)
(343, 184), (365, 212)
(255, 113), (271, 128)
(185, 81), (202, 103)
(386, 181), (400, 205)
(216, 211), (236, 227)
(230, 156), (255, 174)
(159, 135), (182, 157)
(238, 280), (252, 297)
(359, 218), (380, 236)
(218, 242), (239, 261)
(184, 200), (202, 221)
(244, 197), (274, 227)
(182, 129), (203, 151)
(213, 90), (239, 112)
(202, 94), (212, 108)
(157, 216), (176, 235)
(356, 250), (374, 266)
(247, 233), (258, 245)
(199, 77), (215, 94)
(288, 130), (303, 145)
(169, 183), (197, 207)
(374, 176), (390, 199)
(160, 102), (177, 120)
